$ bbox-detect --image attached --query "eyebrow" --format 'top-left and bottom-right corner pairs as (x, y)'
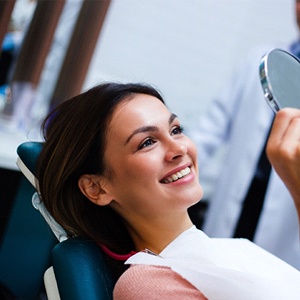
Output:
(124, 113), (178, 145)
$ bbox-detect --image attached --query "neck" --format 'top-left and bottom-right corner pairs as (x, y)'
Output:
(126, 212), (193, 254)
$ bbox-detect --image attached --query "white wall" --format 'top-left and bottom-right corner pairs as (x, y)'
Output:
(84, 0), (298, 125)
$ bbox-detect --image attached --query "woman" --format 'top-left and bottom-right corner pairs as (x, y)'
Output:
(37, 83), (300, 299)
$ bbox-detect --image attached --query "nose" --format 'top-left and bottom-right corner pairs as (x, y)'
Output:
(164, 137), (188, 161)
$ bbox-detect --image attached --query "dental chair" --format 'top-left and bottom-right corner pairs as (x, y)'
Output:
(16, 142), (115, 300)
(0, 143), (57, 299)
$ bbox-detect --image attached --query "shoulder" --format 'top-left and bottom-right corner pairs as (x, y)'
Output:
(113, 264), (207, 300)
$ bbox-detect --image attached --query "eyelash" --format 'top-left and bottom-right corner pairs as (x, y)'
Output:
(171, 125), (184, 136)
(137, 126), (184, 150)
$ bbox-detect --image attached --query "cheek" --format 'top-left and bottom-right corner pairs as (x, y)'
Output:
(190, 141), (198, 156)
(126, 155), (161, 181)
(108, 153), (160, 186)
(188, 139), (199, 172)
(187, 139), (198, 158)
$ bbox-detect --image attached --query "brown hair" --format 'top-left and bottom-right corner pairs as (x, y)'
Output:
(37, 82), (164, 278)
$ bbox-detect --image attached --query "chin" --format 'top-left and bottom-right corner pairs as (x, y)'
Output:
(186, 185), (204, 206)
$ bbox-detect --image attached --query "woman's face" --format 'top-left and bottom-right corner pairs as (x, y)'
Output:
(103, 94), (203, 222)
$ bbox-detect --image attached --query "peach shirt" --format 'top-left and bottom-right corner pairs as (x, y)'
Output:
(113, 264), (207, 299)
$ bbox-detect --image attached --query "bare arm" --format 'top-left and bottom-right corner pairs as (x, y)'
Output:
(266, 108), (300, 222)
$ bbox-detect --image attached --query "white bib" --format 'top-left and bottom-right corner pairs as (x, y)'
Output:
(126, 226), (300, 299)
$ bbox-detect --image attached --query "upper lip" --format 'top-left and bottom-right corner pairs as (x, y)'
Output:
(160, 163), (192, 182)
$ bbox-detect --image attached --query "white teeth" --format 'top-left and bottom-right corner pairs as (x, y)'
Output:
(171, 174), (178, 181)
(163, 167), (191, 183)
(176, 172), (183, 178)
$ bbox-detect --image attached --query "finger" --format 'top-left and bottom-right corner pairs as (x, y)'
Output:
(269, 108), (300, 144)
(281, 117), (300, 145)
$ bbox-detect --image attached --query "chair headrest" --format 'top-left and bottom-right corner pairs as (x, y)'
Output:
(16, 141), (43, 189)
(16, 141), (68, 242)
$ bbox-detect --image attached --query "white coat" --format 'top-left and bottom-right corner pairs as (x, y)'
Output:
(188, 44), (300, 270)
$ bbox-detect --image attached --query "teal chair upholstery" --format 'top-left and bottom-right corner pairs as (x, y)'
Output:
(52, 237), (114, 300)
(0, 142), (57, 299)
(15, 142), (115, 300)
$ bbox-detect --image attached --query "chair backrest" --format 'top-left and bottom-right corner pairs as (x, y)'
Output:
(52, 237), (115, 300)
(0, 142), (57, 299)
(15, 141), (115, 300)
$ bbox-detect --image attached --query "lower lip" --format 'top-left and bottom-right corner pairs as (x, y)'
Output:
(164, 171), (195, 186)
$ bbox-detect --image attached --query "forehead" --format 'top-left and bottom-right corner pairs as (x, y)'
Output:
(110, 94), (170, 129)
(104, 94), (172, 147)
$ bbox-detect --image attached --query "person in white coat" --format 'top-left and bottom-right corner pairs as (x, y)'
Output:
(188, 2), (300, 270)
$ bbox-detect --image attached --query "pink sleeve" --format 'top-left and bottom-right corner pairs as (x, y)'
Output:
(113, 265), (207, 300)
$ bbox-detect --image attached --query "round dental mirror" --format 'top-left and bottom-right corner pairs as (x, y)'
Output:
(259, 48), (300, 113)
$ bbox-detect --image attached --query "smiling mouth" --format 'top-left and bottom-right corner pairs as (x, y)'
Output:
(162, 167), (191, 183)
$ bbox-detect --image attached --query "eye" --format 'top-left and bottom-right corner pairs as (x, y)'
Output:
(171, 125), (184, 136)
(138, 138), (156, 150)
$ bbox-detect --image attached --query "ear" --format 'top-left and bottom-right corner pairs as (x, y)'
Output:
(78, 174), (113, 206)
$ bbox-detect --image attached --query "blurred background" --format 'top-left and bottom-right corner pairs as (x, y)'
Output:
(84, 0), (297, 123)
(0, 1), (298, 299)
(1, 0), (297, 133)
